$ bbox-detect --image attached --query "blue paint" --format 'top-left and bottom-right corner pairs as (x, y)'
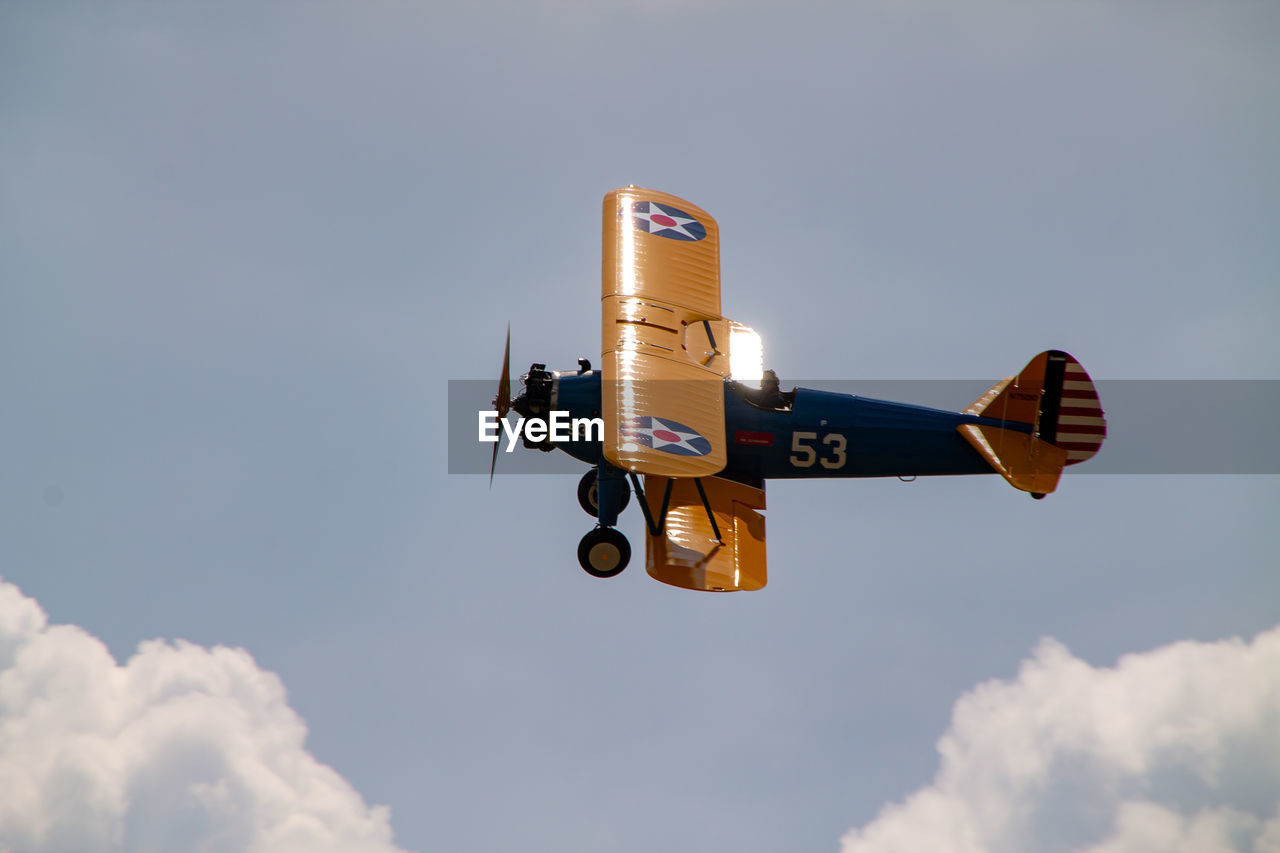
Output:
(548, 372), (1023, 482)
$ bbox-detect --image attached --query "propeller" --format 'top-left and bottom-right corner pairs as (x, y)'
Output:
(489, 324), (511, 486)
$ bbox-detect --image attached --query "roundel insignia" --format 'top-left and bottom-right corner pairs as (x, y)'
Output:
(621, 416), (713, 457)
(630, 201), (707, 242)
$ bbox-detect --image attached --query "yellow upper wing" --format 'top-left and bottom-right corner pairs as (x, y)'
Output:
(601, 187), (728, 478)
(602, 186), (720, 314)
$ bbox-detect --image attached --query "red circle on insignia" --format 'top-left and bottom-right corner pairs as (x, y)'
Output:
(653, 429), (681, 442)
(651, 214), (677, 227)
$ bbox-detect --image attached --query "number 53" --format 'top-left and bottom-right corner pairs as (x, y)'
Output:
(790, 431), (847, 469)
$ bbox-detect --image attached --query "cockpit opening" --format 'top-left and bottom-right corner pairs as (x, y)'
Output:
(732, 368), (795, 411)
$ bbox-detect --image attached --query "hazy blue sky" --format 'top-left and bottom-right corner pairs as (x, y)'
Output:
(3, 2), (1278, 851)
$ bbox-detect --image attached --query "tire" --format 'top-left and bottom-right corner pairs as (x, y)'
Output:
(577, 527), (631, 578)
(576, 469), (631, 517)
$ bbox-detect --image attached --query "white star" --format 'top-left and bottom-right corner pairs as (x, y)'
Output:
(648, 418), (706, 454)
(633, 202), (700, 240)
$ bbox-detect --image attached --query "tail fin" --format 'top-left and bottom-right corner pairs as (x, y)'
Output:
(959, 350), (1106, 496)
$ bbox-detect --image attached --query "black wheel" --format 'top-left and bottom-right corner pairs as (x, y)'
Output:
(576, 469), (631, 517)
(577, 527), (631, 578)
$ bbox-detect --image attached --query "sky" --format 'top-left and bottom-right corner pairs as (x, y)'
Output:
(2, 1), (1278, 852)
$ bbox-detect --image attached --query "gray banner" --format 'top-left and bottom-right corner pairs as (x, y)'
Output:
(448, 379), (1280, 476)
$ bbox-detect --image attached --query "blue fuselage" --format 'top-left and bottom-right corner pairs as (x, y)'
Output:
(551, 371), (1028, 484)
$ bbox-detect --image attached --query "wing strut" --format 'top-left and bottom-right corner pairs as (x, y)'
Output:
(692, 478), (723, 542)
(628, 472), (723, 544)
(629, 471), (673, 537)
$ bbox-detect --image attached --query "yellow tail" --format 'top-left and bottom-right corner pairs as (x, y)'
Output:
(959, 350), (1106, 497)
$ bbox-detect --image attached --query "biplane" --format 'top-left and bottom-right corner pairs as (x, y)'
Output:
(490, 187), (1105, 591)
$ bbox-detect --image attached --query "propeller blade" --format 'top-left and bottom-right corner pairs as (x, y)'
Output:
(493, 325), (511, 417)
(490, 325), (511, 486)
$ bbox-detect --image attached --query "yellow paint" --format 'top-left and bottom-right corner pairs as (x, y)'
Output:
(601, 187), (728, 478)
(958, 423), (1067, 494)
(643, 476), (767, 592)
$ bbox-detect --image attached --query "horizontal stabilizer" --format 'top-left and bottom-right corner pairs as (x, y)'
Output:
(958, 423), (1067, 494)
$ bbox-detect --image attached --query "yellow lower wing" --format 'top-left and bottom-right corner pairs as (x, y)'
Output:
(642, 476), (767, 592)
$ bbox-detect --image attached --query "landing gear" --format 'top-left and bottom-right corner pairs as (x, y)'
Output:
(577, 468), (631, 517)
(577, 527), (631, 578)
(576, 464), (631, 578)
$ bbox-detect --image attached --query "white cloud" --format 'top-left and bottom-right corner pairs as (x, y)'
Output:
(842, 628), (1280, 853)
(0, 580), (410, 853)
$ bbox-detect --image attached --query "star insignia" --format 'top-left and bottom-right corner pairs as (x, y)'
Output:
(630, 201), (707, 242)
